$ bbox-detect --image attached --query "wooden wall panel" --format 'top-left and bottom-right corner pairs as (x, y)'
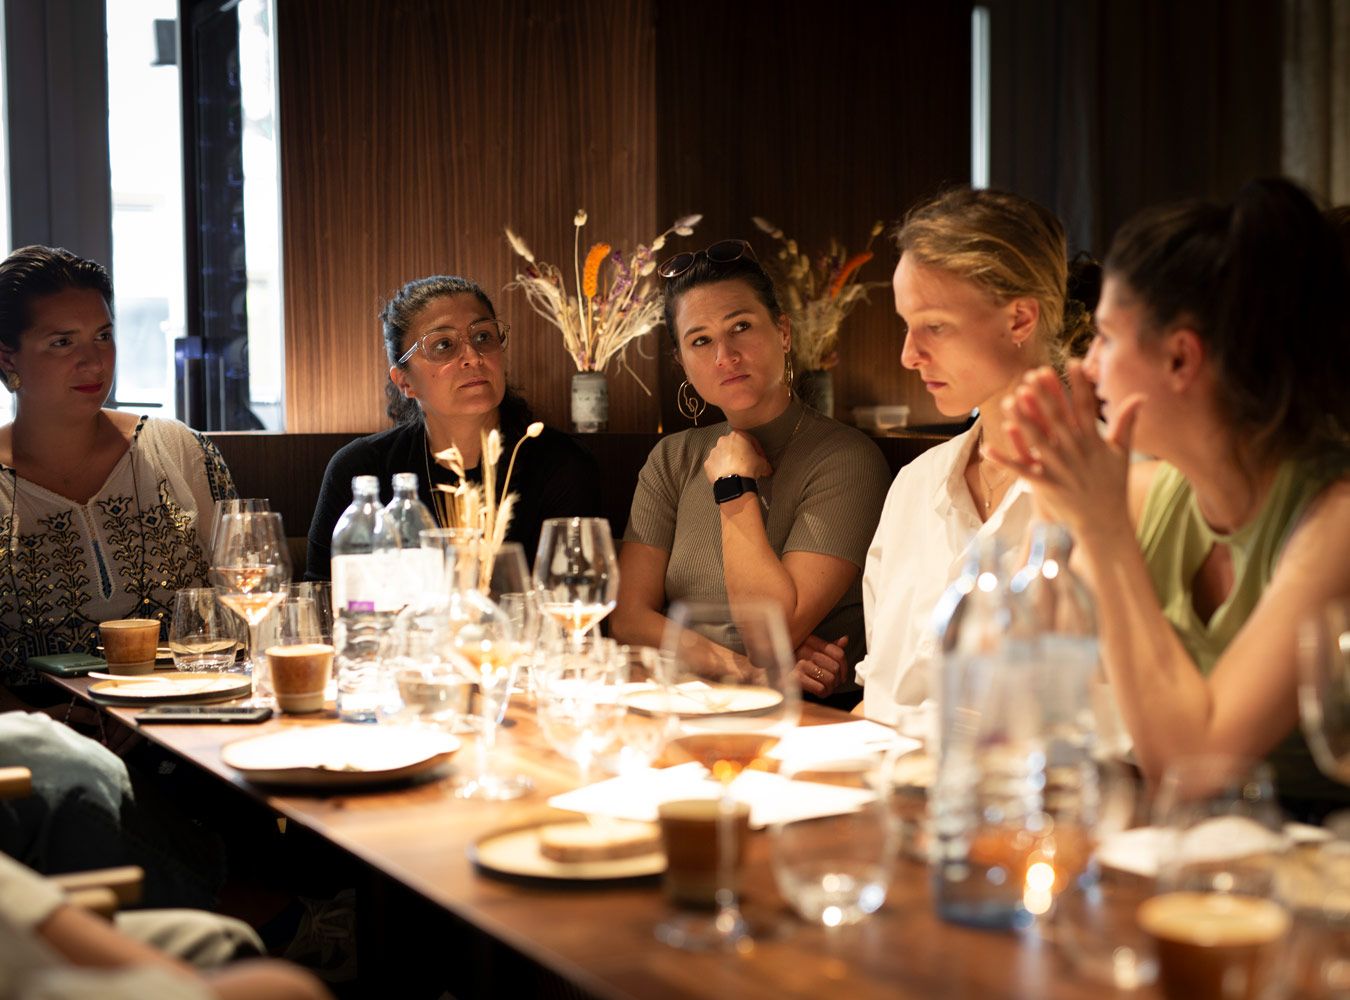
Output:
(278, 0), (659, 433)
(653, 0), (973, 431)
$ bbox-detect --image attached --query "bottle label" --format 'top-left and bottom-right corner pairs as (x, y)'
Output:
(332, 553), (402, 614)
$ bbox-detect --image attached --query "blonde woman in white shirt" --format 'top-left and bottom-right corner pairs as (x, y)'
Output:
(854, 188), (1097, 724)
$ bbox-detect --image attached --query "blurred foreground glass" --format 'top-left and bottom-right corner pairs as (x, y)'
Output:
(169, 587), (244, 672)
(1049, 761), (1159, 991)
(771, 761), (898, 927)
(533, 517), (618, 648)
(1142, 757), (1292, 1000)
(453, 542), (532, 801)
(1298, 599), (1350, 786)
(656, 600), (800, 952)
(535, 636), (627, 785)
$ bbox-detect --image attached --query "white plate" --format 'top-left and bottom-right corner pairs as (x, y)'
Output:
(470, 818), (665, 882)
(221, 725), (460, 788)
(625, 683), (783, 717)
(89, 671), (252, 704)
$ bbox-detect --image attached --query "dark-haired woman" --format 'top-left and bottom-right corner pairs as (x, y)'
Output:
(610, 244), (890, 699)
(1000, 178), (1350, 816)
(306, 276), (601, 579)
(0, 246), (235, 699)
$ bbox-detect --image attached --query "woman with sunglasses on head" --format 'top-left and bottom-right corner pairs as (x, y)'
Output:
(998, 178), (1350, 817)
(0, 245), (236, 703)
(852, 188), (1098, 725)
(306, 275), (601, 579)
(610, 241), (891, 700)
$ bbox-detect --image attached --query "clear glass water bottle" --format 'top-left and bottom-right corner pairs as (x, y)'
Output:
(383, 472), (440, 605)
(331, 475), (402, 723)
(928, 534), (1043, 930)
(1008, 523), (1104, 911)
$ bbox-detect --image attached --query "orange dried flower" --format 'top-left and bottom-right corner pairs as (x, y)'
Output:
(583, 243), (611, 299)
(828, 251), (874, 299)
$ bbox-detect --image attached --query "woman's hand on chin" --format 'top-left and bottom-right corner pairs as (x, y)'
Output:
(990, 362), (1144, 541)
(703, 430), (771, 484)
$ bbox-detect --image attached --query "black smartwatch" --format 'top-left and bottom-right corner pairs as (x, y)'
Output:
(713, 475), (759, 505)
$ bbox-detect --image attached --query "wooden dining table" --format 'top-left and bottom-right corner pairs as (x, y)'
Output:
(45, 673), (1127, 1000)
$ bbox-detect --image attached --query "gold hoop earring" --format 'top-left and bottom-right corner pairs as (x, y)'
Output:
(677, 379), (706, 425)
(782, 353), (795, 391)
(6, 373), (19, 391)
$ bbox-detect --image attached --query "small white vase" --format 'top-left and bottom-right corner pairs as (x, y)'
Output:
(570, 371), (609, 433)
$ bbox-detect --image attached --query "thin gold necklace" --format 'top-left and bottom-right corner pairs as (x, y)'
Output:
(974, 430), (1012, 512)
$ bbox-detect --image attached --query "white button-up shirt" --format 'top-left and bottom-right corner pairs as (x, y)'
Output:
(855, 424), (1032, 725)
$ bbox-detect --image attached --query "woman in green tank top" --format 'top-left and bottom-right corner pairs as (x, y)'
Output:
(996, 178), (1350, 818)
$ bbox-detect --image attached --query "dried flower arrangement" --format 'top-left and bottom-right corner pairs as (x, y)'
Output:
(751, 217), (886, 373)
(432, 421), (543, 584)
(504, 211), (702, 392)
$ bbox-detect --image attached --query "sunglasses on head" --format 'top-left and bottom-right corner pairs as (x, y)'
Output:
(657, 239), (757, 280)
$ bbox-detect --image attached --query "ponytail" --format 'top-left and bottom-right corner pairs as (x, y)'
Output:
(1105, 177), (1350, 459)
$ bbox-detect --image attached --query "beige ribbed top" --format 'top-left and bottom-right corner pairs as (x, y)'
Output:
(624, 399), (891, 664)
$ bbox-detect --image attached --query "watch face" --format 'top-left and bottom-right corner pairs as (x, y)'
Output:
(714, 475), (755, 504)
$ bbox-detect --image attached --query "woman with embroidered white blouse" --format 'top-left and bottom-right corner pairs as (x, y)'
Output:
(854, 189), (1096, 724)
(0, 246), (235, 703)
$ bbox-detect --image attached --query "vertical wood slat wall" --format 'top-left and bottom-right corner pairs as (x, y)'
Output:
(278, 0), (973, 434)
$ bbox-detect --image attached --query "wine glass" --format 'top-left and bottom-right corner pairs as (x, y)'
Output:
(1298, 599), (1350, 786)
(453, 541), (534, 801)
(211, 497), (271, 552)
(535, 634), (628, 785)
(208, 511), (291, 705)
(655, 600), (801, 952)
(532, 517), (618, 648)
(1141, 757), (1292, 1000)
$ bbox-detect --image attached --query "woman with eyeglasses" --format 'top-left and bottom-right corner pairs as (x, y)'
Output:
(610, 242), (891, 700)
(305, 275), (601, 579)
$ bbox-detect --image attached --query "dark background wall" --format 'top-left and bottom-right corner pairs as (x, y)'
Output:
(276, 0), (1287, 435)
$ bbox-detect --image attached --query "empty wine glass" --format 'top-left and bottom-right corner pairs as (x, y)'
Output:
(655, 600), (801, 952)
(453, 541), (533, 801)
(208, 511), (291, 705)
(1298, 599), (1350, 786)
(211, 497), (271, 552)
(533, 517), (618, 648)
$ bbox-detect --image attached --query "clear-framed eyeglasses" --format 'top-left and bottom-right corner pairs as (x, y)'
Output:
(396, 320), (510, 367)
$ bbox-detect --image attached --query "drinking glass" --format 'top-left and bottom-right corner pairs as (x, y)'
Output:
(288, 582), (334, 643)
(592, 645), (679, 776)
(211, 498), (270, 552)
(1049, 761), (1159, 991)
(532, 517), (618, 648)
(1142, 757), (1293, 1000)
(453, 542), (533, 801)
(771, 792), (898, 928)
(655, 600), (801, 952)
(535, 635), (627, 785)
(208, 511), (291, 704)
(168, 587), (244, 672)
(1298, 599), (1350, 786)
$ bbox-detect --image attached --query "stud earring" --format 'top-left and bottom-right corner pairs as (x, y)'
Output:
(676, 379), (706, 425)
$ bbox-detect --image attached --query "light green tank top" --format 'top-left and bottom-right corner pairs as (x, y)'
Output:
(1136, 455), (1350, 811)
